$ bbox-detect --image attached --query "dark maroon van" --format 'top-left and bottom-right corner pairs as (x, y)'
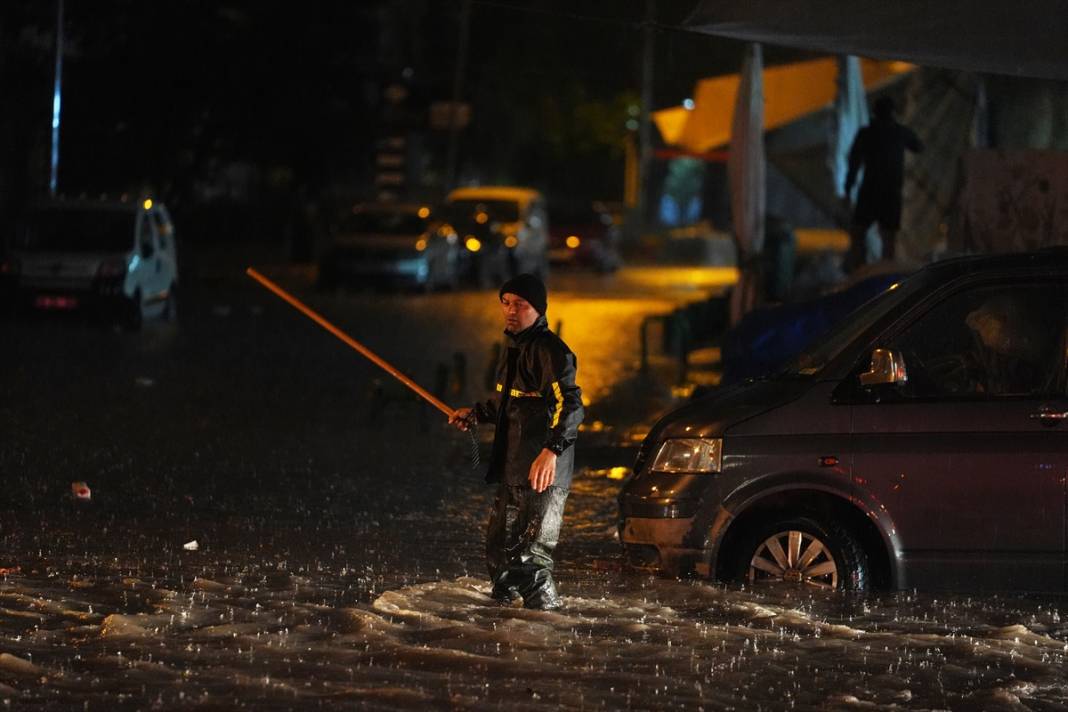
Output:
(620, 250), (1068, 591)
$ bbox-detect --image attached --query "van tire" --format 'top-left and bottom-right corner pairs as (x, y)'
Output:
(475, 254), (494, 290)
(731, 515), (868, 591)
(534, 254), (550, 282)
(163, 284), (178, 322)
(123, 289), (143, 332)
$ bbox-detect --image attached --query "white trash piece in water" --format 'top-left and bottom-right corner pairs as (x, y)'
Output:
(71, 481), (91, 501)
(183, 540), (200, 551)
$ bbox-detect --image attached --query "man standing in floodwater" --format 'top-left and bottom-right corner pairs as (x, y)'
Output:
(844, 95), (923, 271)
(449, 274), (584, 610)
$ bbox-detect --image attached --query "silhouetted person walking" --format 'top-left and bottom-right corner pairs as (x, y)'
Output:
(844, 96), (923, 271)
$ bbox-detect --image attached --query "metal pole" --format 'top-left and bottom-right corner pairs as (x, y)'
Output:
(49, 0), (64, 196)
(636, 0), (655, 232)
(246, 268), (456, 418)
(444, 0), (471, 194)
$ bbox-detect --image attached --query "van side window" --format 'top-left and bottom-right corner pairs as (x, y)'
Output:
(888, 283), (1066, 398)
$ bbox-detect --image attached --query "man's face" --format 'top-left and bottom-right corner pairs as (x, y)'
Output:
(500, 292), (539, 334)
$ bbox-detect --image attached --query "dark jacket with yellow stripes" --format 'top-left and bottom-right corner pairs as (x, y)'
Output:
(474, 315), (584, 488)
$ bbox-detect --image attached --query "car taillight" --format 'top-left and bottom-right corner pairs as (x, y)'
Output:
(96, 258), (126, 278)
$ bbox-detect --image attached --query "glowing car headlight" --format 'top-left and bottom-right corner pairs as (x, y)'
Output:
(650, 438), (722, 473)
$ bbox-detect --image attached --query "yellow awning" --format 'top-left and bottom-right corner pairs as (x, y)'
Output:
(653, 57), (914, 154)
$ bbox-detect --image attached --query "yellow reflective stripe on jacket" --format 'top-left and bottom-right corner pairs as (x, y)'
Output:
(550, 381), (564, 428)
(496, 383), (540, 398)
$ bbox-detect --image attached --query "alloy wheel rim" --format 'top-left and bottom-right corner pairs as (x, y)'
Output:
(748, 529), (839, 589)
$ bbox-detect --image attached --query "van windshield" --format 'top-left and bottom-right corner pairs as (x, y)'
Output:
(448, 199), (520, 224)
(18, 210), (136, 253)
(785, 274), (925, 377)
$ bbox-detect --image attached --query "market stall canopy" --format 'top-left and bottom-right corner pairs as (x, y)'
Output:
(654, 57), (911, 154)
(685, 0), (1068, 81)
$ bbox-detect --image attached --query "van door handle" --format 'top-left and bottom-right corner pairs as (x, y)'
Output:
(1030, 407), (1068, 422)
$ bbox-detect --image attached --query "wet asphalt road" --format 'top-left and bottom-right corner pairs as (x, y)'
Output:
(1, 265), (1067, 710)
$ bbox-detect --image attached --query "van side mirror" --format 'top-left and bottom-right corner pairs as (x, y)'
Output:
(859, 348), (908, 386)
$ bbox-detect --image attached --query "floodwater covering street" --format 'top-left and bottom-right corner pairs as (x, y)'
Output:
(2, 265), (1066, 710)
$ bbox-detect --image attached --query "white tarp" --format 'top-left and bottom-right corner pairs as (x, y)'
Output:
(829, 56), (869, 201)
(728, 43), (765, 324)
(685, 0), (1068, 81)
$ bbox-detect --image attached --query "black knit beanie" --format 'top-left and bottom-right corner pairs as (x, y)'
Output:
(499, 273), (547, 314)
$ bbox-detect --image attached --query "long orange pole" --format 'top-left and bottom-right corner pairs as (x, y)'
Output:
(246, 267), (456, 419)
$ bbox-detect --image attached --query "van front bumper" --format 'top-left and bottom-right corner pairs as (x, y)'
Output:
(618, 473), (731, 577)
(11, 277), (130, 313)
(621, 516), (705, 575)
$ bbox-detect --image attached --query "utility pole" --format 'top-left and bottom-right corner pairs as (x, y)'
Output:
(444, 0), (472, 195)
(635, 0), (655, 234)
(49, 0), (64, 197)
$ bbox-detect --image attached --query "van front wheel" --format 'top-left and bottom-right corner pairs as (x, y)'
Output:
(163, 284), (178, 322)
(733, 516), (868, 591)
(123, 289), (143, 332)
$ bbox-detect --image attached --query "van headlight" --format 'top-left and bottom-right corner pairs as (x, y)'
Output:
(650, 438), (722, 473)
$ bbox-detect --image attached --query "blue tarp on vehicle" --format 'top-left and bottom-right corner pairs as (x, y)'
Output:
(721, 272), (906, 385)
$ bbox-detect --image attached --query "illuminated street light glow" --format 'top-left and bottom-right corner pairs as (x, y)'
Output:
(465, 236), (481, 252)
(566, 235), (581, 249)
(417, 206), (430, 219)
(504, 235), (518, 248)
(415, 238), (428, 251)
(475, 211), (489, 225)
(143, 199), (153, 210)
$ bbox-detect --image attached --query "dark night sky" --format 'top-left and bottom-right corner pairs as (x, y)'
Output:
(0, 1), (813, 231)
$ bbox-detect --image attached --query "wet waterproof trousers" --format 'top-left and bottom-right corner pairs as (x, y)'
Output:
(486, 484), (569, 609)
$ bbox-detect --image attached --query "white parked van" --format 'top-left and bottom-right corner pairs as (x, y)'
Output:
(8, 199), (179, 329)
(445, 186), (549, 285)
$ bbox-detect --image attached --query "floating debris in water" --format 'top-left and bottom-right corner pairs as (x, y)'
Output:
(71, 481), (91, 501)
(183, 540), (200, 551)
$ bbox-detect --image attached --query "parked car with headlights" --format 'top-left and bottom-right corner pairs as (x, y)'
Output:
(5, 198), (178, 329)
(318, 203), (460, 291)
(548, 200), (621, 272)
(445, 186), (549, 286)
(620, 250), (1068, 592)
